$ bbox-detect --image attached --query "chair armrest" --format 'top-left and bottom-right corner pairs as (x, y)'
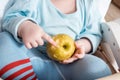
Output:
(101, 19), (120, 68)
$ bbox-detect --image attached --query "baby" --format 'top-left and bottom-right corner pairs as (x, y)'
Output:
(0, 0), (111, 80)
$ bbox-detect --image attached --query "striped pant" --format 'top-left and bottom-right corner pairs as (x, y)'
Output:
(0, 32), (37, 80)
(0, 59), (37, 80)
(0, 32), (112, 80)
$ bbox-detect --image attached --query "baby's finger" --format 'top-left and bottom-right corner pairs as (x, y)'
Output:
(36, 38), (44, 46)
(74, 52), (85, 59)
(74, 43), (85, 58)
(25, 42), (32, 49)
(30, 41), (38, 48)
(42, 33), (57, 46)
(74, 48), (85, 59)
(75, 42), (79, 48)
(62, 57), (78, 64)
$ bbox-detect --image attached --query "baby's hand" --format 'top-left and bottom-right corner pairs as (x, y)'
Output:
(62, 40), (86, 64)
(18, 20), (56, 49)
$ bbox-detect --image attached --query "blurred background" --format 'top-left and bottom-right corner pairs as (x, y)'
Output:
(105, 0), (120, 21)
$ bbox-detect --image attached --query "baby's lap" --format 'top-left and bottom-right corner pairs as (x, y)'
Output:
(0, 31), (20, 47)
(0, 31), (14, 40)
(57, 54), (107, 68)
(56, 54), (111, 79)
(0, 32), (28, 63)
(0, 31), (28, 55)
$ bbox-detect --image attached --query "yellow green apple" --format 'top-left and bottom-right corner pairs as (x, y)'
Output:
(46, 34), (75, 61)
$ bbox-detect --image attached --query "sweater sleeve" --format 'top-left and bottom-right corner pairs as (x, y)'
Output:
(79, 0), (106, 54)
(1, 0), (40, 43)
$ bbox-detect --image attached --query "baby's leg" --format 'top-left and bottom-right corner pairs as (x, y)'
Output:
(57, 54), (112, 80)
(0, 32), (37, 80)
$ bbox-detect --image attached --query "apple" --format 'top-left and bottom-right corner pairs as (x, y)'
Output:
(46, 34), (75, 61)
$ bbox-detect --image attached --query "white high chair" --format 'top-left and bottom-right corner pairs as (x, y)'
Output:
(0, 0), (120, 80)
(94, 18), (120, 72)
(96, 18), (120, 80)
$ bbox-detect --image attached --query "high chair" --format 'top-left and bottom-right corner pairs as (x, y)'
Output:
(96, 19), (120, 80)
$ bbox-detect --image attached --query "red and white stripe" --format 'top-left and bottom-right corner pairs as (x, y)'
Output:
(0, 58), (37, 80)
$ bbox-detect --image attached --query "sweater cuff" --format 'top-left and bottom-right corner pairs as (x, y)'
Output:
(78, 34), (102, 54)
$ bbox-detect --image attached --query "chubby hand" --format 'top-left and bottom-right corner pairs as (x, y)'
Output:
(62, 41), (86, 64)
(18, 20), (56, 49)
(61, 38), (91, 64)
